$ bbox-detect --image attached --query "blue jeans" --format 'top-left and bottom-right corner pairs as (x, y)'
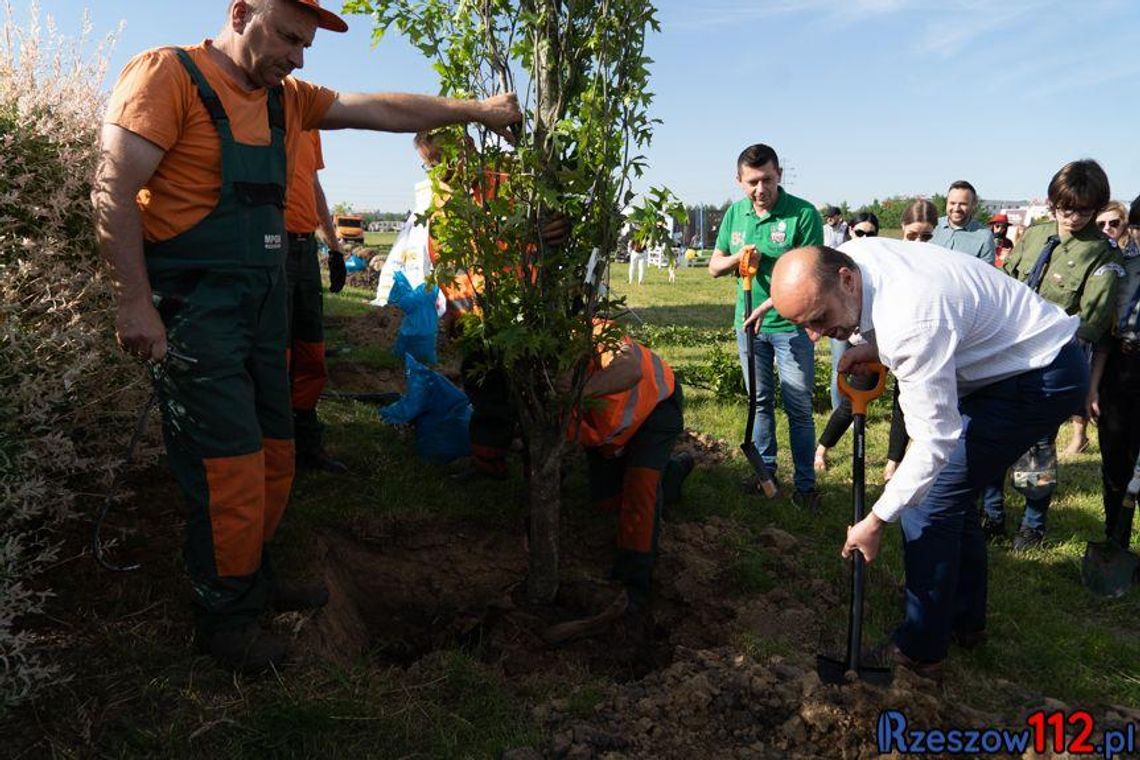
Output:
(735, 327), (817, 493)
(829, 338), (849, 410)
(980, 479), (1005, 523)
(893, 340), (1087, 663)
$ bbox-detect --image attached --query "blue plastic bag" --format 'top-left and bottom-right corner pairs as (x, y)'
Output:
(345, 254), (366, 272)
(379, 354), (472, 464)
(388, 270), (439, 365)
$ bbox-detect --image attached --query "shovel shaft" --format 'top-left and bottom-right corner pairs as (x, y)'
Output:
(743, 288), (757, 444)
(845, 411), (868, 671)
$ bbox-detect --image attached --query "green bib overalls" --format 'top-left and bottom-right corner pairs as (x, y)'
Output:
(147, 49), (294, 636)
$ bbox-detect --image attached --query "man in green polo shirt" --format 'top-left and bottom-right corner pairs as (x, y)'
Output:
(709, 143), (824, 510)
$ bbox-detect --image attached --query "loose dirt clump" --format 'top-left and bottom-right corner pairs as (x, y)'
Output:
(672, 429), (730, 467)
(340, 305), (404, 351)
(325, 361), (405, 396)
(539, 646), (975, 759)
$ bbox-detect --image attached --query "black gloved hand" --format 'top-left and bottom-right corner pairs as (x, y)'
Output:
(328, 249), (347, 293)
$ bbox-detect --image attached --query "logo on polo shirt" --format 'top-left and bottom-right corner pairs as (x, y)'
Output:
(265, 233), (283, 250)
(770, 220), (787, 245)
(732, 231), (744, 247)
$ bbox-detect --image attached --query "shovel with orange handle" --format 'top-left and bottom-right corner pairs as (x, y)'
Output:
(738, 245), (778, 498)
(817, 362), (894, 686)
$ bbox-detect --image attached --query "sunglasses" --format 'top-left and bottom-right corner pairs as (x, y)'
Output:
(1098, 219), (1122, 229)
(904, 232), (934, 242)
(852, 229), (877, 238)
(1054, 206), (1096, 219)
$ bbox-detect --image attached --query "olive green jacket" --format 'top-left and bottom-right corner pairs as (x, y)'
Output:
(1003, 220), (1123, 344)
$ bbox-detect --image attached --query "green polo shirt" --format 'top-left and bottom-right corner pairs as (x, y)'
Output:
(715, 189), (823, 332)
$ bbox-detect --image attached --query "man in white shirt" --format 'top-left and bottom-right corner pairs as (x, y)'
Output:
(768, 240), (1087, 674)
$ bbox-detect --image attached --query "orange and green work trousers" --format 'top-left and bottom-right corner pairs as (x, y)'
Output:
(286, 232), (328, 457)
(146, 50), (293, 638)
(587, 383), (684, 608)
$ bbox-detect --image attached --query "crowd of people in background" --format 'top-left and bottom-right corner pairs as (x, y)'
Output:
(710, 143), (1137, 677)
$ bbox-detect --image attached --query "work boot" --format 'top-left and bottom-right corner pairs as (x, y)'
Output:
(297, 448), (349, 475)
(271, 579), (330, 612)
(199, 622), (288, 674)
(981, 515), (1006, 543)
(662, 451), (695, 507)
(1011, 525), (1045, 552)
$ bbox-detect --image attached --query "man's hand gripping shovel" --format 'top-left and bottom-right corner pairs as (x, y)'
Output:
(816, 363), (894, 686)
(738, 246), (778, 498)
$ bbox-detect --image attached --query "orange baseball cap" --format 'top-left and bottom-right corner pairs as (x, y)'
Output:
(290, 0), (349, 33)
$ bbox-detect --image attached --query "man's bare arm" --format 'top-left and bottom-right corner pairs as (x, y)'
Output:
(583, 343), (643, 398)
(319, 92), (521, 140)
(708, 248), (740, 278)
(91, 124), (168, 361)
(313, 173), (337, 250)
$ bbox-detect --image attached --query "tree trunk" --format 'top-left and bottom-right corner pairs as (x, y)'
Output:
(525, 427), (564, 604)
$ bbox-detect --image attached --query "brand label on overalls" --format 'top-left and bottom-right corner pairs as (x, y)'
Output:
(264, 234), (282, 250)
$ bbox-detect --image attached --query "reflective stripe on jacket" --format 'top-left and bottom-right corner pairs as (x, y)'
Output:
(574, 339), (675, 454)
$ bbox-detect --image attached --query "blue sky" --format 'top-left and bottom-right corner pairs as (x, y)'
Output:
(23, 0), (1140, 212)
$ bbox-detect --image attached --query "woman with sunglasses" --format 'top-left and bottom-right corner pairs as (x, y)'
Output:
(993, 159), (1122, 550)
(901, 198), (939, 243)
(814, 208), (919, 479)
(1097, 201), (1130, 250)
(1088, 195), (1140, 549)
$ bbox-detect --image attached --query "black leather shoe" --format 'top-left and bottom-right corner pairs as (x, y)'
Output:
(199, 623), (288, 674)
(663, 452), (695, 506)
(297, 449), (349, 475)
(271, 580), (330, 612)
(863, 639), (943, 681)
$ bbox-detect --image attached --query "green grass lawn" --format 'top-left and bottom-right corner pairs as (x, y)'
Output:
(363, 230), (398, 248)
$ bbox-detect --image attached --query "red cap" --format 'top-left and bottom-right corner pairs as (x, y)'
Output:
(289, 0), (348, 33)
(989, 213), (1009, 225)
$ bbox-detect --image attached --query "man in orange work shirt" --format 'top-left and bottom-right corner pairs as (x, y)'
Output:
(91, 0), (522, 672)
(286, 130), (346, 474)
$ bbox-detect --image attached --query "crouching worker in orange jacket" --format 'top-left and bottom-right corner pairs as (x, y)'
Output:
(571, 336), (693, 611)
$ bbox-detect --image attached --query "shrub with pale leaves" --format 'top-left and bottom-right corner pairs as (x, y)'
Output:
(0, 2), (145, 709)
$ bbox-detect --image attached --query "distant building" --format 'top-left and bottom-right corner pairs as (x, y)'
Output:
(979, 199), (1029, 216)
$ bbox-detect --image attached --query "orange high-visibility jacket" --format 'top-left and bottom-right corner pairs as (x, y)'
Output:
(574, 338), (675, 455)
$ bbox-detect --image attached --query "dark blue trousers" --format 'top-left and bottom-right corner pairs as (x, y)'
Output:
(894, 341), (1087, 662)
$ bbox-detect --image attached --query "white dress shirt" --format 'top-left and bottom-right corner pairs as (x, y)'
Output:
(839, 238), (1079, 523)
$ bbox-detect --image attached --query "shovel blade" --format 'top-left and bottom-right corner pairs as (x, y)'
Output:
(1081, 541), (1140, 598)
(815, 654), (894, 687)
(740, 442), (778, 497)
